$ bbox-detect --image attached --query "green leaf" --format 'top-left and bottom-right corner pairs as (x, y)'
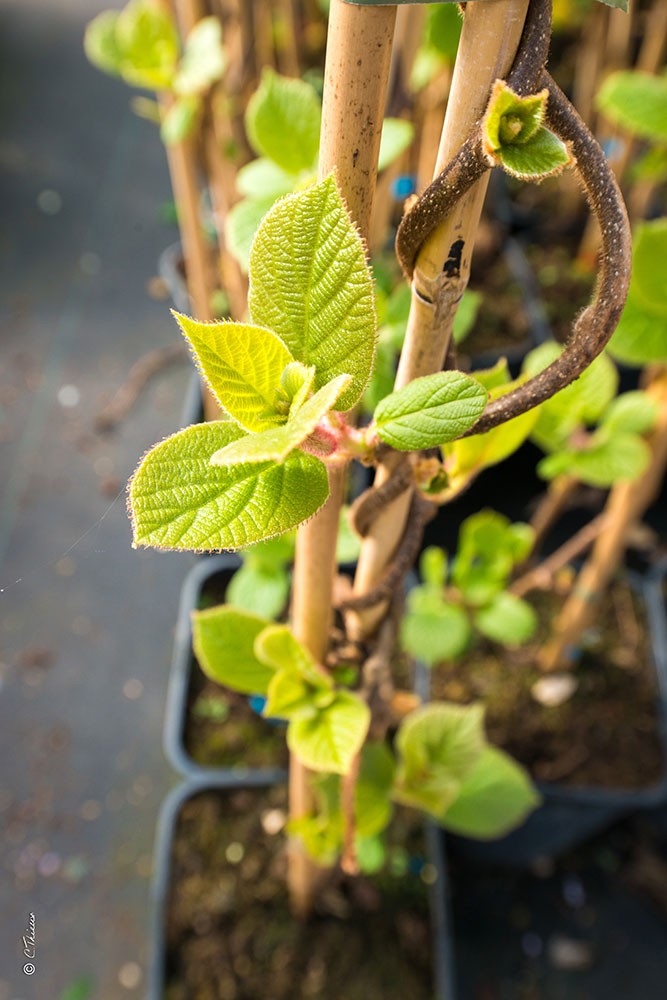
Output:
(374, 372), (488, 450)
(226, 196), (277, 273)
(337, 508), (362, 564)
(129, 421), (330, 551)
(524, 341), (618, 450)
(226, 562), (290, 619)
(494, 126), (572, 180)
(210, 374), (351, 465)
(452, 289), (483, 345)
(601, 391), (659, 436)
(248, 175), (377, 411)
(84, 11), (124, 76)
(420, 546), (448, 589)
(452, 511), (534, 605)
(424, 2), (462, 63)
(595, 0), (628, 10)
(191, 605), (274, 695)
(540, 432), (651, 488)
(173, 16), (225, 97)
(393, 702), (486, 819)
(236, 158), (297, 200)
(607, 286), (667, 367)
(114, 0), (180, 90)
(245, 69), (321, 173)
(160, 96), (199, 144)
(401, 592), (472, 666)
(596, 71), (667, 143)
(631, 220), (667, 314)
(264, 668), (322, 719)
(442, 746), (540, 839)
(255, 624), (331, 688)
(173, 314), (295, 431)
(378, 118), (414, 172)
(483, 81), (546, 153)
(474, 592), (537, 646)
(288, 691), (370, 775)
(355, 742), (396, 837)
(442, 374), (540, 493)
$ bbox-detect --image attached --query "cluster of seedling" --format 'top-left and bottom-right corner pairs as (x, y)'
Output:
(87, 0), (667, 922)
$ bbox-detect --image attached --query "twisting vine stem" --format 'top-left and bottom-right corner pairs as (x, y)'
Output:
(394, 0), (631, 436)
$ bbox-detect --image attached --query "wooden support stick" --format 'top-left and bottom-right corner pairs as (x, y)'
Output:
(351, 0), (531, 639)
(540, 368), (667, 671)
(287, 0), (397, 920)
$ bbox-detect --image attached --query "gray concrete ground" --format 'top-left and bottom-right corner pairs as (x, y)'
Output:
(1, 2), (193, 997)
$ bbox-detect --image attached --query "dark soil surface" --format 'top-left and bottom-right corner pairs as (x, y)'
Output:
(184, 670), (289, 770)
(430, 579), (664, 789)
(182, 566), (289, 770)
(164, 787), (437, 1000)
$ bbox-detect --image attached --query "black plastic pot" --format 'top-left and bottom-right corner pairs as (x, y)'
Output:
(147, 779), (456, 1000)
(437, 571), (667, 867)
(163, 553), (288, 785)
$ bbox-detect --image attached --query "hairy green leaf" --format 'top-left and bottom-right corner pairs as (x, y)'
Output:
(442, 746), (540, 839)
(246, 69), (321, 173)
(632, 220), (667, 314)
(393, 702), (485, 819)
(420, 547), (448, 589)
(473, 592), (537, 646)
(524, 342), (618, 450)
(378, 118), (414, 173)
(226, 563), (290, 619)
(249, 175), (377, 411)
(607, 288), (667, 367)
(539, 432), (651, 487)
(264, 669), (322, 719)
(602, 391), (659, 436)
(129, 421), (329, 551)
(355, 742), (396, 837)
(84, 11), (125, 76)
(160, 95), (199, 144)
(374, 372), (488, 450)
(495, 126), (572, 179)
(255, 624), (331, 689)
(597, 71), (667, 143)
(442, 375), (539, 493)
(173, 17), (225, 97)
(288, 691), (370, 775)
(236, 158), (297, 200)
(401, 593), (471, 666)
(210, 374), (351, 465)
(115, 0), (179, 89)
(452, 510), (533, 604)
(174, 314), (295, 431)
(483, 81), (546, 153)
(226, 196), (277, 272)
(192, 605), (274, 695)
(452, 289), (483, 345)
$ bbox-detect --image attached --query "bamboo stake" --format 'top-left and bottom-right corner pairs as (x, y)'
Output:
(351, 0), (531, 639)
(540, 367), (667, 671)
(288, 0), (397, 919)
(157, 0), (222, 419)
(276, 0), (301, 77)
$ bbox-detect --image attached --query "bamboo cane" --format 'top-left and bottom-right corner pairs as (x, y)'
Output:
(288, 0), (397, 919)
(350, 0), (531, 639)
(540, 368), (667, 672)
(276, 0), (301, 77)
